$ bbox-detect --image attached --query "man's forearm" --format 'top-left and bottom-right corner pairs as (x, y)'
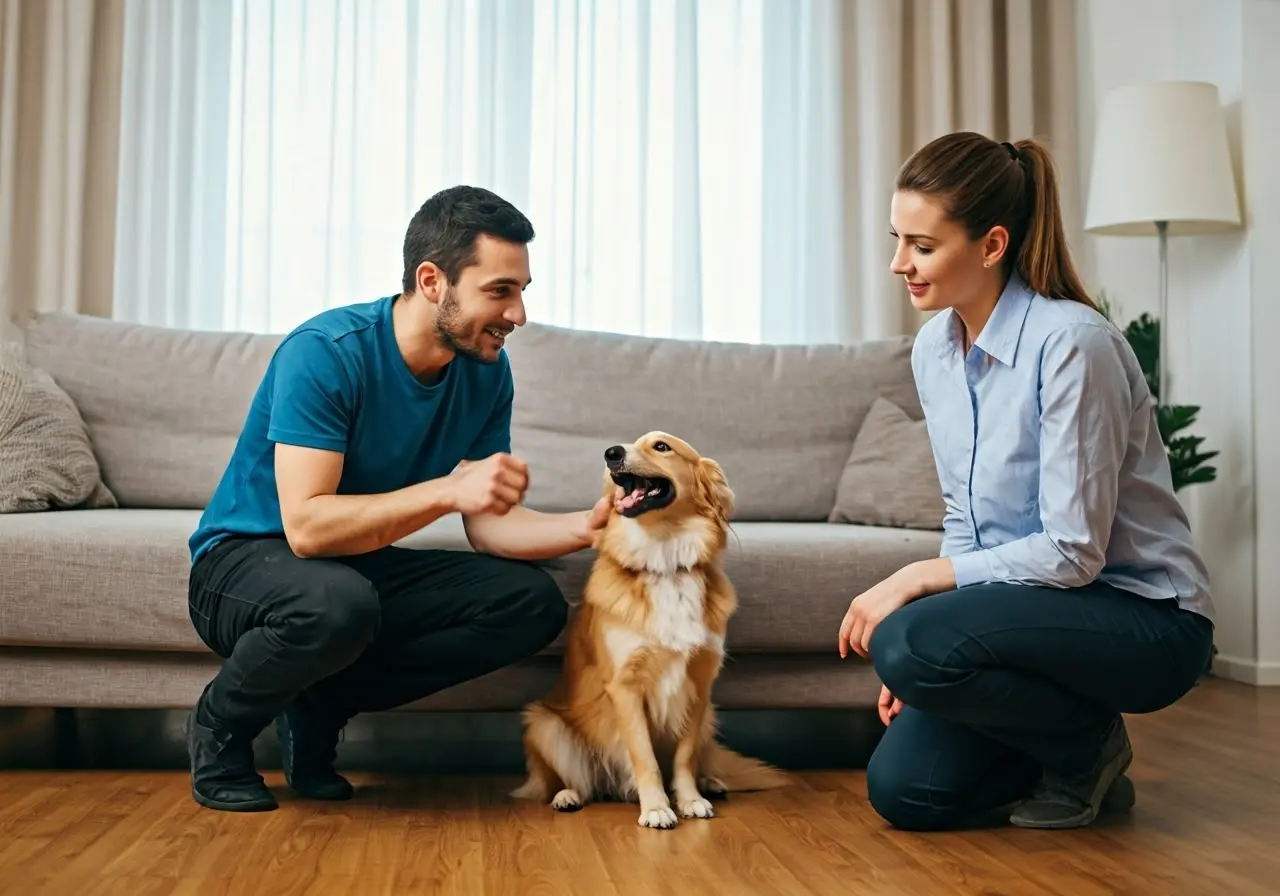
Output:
(288, 479), (457, 558)
(463, 505), (593, 560)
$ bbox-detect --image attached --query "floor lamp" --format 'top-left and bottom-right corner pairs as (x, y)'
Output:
(1083, 81), (1243, 404)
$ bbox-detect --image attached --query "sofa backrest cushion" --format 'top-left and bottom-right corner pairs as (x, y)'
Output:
(24, 313), (921, 519)
(502, 322), (920, 520)
(24, 312), (283, 508)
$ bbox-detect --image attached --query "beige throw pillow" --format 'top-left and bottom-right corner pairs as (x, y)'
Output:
(0, 343), (117, 512)
(828, 396), (944, 530)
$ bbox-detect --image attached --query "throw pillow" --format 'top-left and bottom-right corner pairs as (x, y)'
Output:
(828, 396), (944, 530)
(0, 342), (117, 512)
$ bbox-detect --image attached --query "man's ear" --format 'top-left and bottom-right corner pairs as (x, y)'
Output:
(696, 457), (734, 523)
(417, 261), (445, 303)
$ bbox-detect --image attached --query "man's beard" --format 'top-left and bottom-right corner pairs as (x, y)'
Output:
(434, 288), (499, 364)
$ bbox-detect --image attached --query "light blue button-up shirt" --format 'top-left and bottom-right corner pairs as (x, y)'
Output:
(911, 273), (1215, 623)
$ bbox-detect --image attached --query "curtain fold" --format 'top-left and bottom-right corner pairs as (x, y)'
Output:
(0, 0), (124, 341)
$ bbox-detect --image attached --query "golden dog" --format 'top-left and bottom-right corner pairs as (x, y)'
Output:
(511, 431), (788, 828)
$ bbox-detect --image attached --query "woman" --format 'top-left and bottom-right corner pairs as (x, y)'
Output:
(837, 131), (1216, 832)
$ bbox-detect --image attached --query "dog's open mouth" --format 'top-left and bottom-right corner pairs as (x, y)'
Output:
(611, 471), (676, 517)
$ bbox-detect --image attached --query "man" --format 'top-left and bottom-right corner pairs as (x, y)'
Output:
(185, 185), (612, 812)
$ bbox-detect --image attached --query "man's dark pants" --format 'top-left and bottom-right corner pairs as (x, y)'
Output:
(185, 536), (568, 810)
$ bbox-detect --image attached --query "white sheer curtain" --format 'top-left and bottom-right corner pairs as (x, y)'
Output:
(110, 0), (1079, 344)
(112, 0), (846, 343)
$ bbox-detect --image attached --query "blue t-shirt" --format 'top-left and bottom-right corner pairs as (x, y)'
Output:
(189, 295), (513, 563)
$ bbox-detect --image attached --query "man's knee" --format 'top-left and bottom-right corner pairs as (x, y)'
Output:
(523, 565), (569, 641)
(496, 562), (568, 646)
(292, 569), (381, 655)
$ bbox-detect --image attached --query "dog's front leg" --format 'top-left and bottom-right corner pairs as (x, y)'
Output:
(671, 648), (719, 819)
(605, 680), (677, 829)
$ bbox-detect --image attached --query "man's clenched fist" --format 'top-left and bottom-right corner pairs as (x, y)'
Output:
(448, 453), (529, 516)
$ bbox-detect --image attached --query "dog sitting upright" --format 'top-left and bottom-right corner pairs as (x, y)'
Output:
(511, 431), (788, 829)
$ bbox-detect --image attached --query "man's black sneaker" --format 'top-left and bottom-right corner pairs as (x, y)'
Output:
(275, 702), (353, 801)
(185, 708), (277, 812)
(1010, 717), (1134, 829)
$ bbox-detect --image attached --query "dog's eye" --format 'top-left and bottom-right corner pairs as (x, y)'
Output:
(653, 441), (671, 452)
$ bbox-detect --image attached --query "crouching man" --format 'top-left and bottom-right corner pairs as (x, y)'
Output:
(184, 186), (610, 811)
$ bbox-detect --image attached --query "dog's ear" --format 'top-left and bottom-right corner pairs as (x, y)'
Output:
(696, 457), (734, 523)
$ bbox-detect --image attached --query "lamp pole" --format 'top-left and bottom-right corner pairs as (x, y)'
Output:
(1157, 219), (1168, 405)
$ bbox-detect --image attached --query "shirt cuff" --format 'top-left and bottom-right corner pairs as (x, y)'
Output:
(949, 550), (994, 589)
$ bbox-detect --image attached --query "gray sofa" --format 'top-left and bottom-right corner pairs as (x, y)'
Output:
(0, 310), (945, 716)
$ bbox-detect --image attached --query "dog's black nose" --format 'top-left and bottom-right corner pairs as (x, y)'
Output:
(604, 445), (626, 469)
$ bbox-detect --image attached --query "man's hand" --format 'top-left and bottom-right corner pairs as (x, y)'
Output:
(573, 490), (620, 549)
(838, 558), (956, 660)
(878, 685), (903, 727)
(447, 453), (529, 516)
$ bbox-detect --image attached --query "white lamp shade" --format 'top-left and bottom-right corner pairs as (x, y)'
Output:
(1085, 81), (1242, 236)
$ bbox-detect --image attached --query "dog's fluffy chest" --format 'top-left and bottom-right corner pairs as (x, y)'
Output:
(641, 570), (712, 654)
(603, 570), (716, 661)
(602, 569), (719, 735)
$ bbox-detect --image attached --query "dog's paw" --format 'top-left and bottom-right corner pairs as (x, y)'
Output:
(638, 805), (679, 829)
(551, 789), (583, 812)
(678, 796), (715, 819)
(698, 776), (728, 798)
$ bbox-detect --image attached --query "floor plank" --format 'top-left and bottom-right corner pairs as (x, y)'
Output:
(1, 678), (1276, 895)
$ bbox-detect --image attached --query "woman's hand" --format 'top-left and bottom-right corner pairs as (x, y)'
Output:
(877, 685), (903, 727)
(837, 558), (957, 660)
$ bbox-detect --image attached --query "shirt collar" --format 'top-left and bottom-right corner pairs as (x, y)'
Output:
(935, 272), (1035, 367)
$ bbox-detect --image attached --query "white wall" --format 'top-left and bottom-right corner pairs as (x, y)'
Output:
(1241, 0), (1280, 685)
(1075, 0), (1280, 685)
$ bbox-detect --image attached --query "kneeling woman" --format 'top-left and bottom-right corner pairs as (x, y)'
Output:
(837, 131), (1215, 831)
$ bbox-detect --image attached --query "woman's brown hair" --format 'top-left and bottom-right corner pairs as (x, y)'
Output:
(895, 131), (1096, 309)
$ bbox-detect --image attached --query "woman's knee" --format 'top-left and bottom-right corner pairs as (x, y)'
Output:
(865, 744), (955, 832)
(868, 608), (934, 701)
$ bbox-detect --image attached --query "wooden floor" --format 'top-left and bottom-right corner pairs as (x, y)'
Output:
(0, 678), (1276, 896)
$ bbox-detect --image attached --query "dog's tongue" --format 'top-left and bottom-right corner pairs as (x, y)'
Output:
(619, 486), (646, 510)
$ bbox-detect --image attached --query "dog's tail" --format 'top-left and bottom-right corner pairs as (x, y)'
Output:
(701, 742), (791, 791)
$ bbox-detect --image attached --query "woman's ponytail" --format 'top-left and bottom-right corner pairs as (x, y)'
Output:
(1011, 139), (1096, 309)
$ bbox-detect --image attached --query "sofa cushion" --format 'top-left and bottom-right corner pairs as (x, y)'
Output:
(503, 322), (921, 519)
(23, 312), (921, 519)
(23, 313), (282, 509)
(0, 343), (117, 512)
(828, 396), (944, 530)
(0, 509), (942, 655)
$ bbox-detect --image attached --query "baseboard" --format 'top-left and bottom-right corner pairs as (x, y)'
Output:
(1211, 653), (1280, 686)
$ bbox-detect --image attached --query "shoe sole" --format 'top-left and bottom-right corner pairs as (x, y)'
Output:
(191, 785), (278, 812)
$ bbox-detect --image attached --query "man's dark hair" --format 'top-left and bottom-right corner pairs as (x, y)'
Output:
(401, 185), (535, 293)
